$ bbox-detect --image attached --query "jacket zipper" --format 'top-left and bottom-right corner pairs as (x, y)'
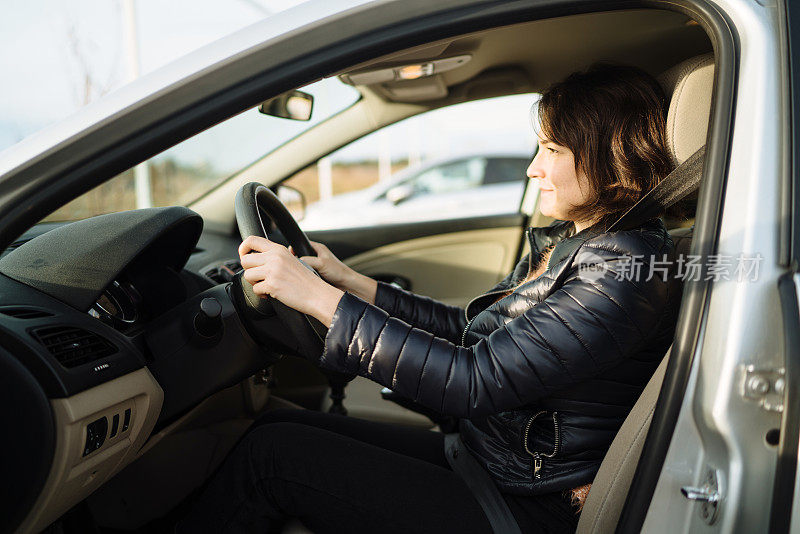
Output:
(523, 411), (560, 479)
(461, 319), (473, 346)
(526, 227), (537, 277)
(460, 225), (561, 346)
(461, 289), (508, 345)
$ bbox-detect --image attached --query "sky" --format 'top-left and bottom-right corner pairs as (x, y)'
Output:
(0, 0), (309, 149)
(0, 0), (537, 174)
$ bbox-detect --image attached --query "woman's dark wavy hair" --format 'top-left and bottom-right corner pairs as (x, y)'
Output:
(533, 63), (673, 229)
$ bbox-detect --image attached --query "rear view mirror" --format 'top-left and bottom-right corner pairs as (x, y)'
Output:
(386, 184), (414, 205)
(259, 90), (314, 121)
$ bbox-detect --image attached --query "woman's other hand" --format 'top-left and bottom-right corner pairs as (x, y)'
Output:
(295, 241), (378, 304)
(293, 241), (352, 288)
(239, 236), (344, 326)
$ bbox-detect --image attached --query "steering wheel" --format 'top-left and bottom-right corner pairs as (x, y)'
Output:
(232, 182), (328, 361)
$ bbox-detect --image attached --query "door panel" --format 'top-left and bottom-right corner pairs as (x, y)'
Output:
(305, 212), (524, 259)
(343, 226), (523, 306)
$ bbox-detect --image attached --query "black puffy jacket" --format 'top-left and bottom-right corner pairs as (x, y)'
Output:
(319, 219), (680, 495)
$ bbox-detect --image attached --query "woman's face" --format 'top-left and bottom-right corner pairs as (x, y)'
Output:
(527, 136), (594, 224)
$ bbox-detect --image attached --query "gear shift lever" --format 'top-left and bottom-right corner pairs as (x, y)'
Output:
(322, 371), (352, 415)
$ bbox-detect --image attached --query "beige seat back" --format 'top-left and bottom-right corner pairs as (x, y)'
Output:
(576, 355), (669, 533)
(576, 53), (713, 534)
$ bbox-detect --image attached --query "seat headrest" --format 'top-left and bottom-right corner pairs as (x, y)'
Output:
(657, 53), (714, 166)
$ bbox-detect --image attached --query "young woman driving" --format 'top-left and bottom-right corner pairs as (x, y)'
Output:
(177, 63), (680, 534)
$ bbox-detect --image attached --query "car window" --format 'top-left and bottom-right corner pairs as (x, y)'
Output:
(41, 77), (360, 223)
(483, 158), (531, 185)
(409, 158), (485, 195)
(288, 93), (537, 231)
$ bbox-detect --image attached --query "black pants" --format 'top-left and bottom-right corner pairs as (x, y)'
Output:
(176, 409), (579, 533)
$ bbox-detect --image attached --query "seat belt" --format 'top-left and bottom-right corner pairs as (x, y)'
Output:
(444, 433), (523, 534)
(608, 145), (705, 232)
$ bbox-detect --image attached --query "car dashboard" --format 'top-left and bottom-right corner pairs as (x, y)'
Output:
(0, 207), (270, 533)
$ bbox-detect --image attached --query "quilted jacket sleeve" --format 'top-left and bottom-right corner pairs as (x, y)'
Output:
(319, 238), (674, 419)
(372, 281), (467, 345)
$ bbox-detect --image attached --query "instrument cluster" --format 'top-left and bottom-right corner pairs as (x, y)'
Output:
(88, 280), (143, 331)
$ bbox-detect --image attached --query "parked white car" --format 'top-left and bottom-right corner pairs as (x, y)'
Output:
(299, 153), (531, 230)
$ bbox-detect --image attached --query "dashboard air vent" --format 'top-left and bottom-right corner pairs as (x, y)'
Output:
(0, 307), (54, 319)
(31, 326), (117, 368)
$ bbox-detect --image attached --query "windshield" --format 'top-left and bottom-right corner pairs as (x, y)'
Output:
(43, 77), (360, 222)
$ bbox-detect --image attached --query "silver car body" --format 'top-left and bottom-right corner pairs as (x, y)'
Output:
(644, 0), (791, 532)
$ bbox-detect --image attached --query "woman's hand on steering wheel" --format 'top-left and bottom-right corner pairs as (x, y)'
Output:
(291, 241), (351, 287)
(239, 235), (344, 327)
(297, 241), (379, 304)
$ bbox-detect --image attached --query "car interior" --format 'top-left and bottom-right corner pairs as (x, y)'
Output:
(1, 6), (717, 534)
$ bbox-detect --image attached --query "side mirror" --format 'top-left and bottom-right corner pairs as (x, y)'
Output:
(276, 185), (306, 220)
(259, 90), (314, 121)
(385, 184), (414, 205)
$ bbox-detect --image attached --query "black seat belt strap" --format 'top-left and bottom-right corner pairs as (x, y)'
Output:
(444, 433), (523, 534)
(609, 145), (705, 232)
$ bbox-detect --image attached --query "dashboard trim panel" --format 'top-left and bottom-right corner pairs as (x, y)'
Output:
(14, 367), (164, 534)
